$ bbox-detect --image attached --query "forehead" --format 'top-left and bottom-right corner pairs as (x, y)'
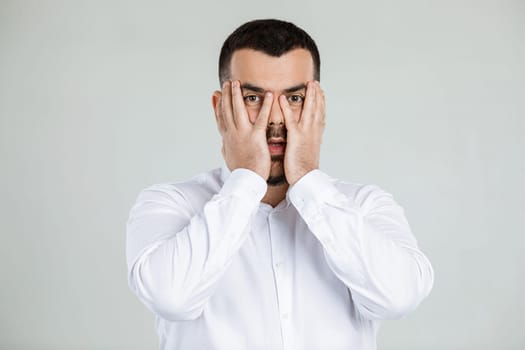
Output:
(229, 48), (314, 92)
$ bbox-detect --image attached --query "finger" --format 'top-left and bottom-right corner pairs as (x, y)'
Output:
(316, 82), (326, 123)
(254, 92), (273, 130)
(214, 92), (226, 134)
(231, 80), (248, 129)
(279, 94), (298, 130)
(221, 81), (235, 129)
(300, 81), (317, 127)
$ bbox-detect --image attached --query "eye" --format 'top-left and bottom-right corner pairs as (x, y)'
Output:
(244, 94), (261, 105)
(287, 94), (304, 105)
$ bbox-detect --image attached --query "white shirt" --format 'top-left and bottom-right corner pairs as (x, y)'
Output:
(126, 167), (434, 350)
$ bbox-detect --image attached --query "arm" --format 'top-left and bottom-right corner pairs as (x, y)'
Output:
(127, 80), (274, 321)
(287, 170), (434, 320)
(280, 82), (433, 320)
(126, 169), (266, 321)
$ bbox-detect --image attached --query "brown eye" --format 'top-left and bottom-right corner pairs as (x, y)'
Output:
(287, 94), (304, 105)
(244, 95), (261, 105)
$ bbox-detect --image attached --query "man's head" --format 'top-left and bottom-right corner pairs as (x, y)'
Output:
(218, 19), (320, 86)
(213, 19), (322, 186)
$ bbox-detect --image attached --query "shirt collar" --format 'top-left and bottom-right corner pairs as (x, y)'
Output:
(219, 163), (231, 186)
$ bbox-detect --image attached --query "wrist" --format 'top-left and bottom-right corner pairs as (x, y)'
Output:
(287, 167), (317, 186)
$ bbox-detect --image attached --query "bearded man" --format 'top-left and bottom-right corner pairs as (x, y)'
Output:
(126, 18), (434, 350)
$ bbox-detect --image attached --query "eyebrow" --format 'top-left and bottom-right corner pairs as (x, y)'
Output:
(240, 82), (307, 94)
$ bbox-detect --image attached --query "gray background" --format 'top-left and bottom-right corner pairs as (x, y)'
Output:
(1, 0), (524, 349)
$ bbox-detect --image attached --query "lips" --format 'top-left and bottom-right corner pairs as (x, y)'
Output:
(267, 138), (286, 155)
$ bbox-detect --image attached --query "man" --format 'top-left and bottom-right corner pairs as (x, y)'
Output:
(126, 19), (434, 350)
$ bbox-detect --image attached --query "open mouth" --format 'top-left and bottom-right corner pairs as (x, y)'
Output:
(267, 138), (286, 155)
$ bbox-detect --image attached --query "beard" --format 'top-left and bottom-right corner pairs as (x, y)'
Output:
(267, 173), (287, 186)
(267, 154), (287, 186)
(266, 125), (287, 186)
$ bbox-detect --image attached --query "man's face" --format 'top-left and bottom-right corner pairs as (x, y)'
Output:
(228, 48), (315, 185)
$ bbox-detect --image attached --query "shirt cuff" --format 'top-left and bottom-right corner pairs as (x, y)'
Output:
(287, 169), (350, 219)
(219, 168), (268, 202)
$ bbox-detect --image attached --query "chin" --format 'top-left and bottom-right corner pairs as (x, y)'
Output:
(267, 175), (288, 186)
(267, 167), (288, 186)
(267, 160), (287, 186)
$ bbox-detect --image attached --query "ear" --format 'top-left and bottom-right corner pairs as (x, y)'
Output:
(211, 90), (222, 121)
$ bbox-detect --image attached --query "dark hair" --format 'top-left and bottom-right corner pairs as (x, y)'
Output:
(218, 19), (320, 85)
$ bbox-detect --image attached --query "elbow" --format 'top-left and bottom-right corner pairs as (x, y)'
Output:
(356, 287), (427, 321)
(377, 290), (423, 320)
(382, 269), (434, 320)
(147, 292), (205, 321)
(391, 273), (434, 320)
(382, 251), (435, 320)
(128, 265), (205, 322)
(357, 263), (434, 321)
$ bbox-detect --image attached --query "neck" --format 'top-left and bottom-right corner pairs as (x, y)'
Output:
(261, 183), (289, 207)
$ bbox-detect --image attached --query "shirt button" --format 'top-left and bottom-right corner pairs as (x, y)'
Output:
(274, 262), (282, 269)
(281, 313), (289, 320)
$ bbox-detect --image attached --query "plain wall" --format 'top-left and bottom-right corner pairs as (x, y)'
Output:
(1, 0), (524, 349)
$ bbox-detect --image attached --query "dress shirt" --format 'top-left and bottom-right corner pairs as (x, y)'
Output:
(126, 166), (434, 350)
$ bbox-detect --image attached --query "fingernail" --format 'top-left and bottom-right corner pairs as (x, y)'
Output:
(266, 92), (272, 98)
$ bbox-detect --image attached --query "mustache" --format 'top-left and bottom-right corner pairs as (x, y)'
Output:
(266, 125), (287, 140)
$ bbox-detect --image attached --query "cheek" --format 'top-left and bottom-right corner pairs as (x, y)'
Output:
(246, 107), (260, 124)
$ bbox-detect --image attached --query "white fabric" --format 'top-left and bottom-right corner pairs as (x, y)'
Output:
(126, 166), (434, 350)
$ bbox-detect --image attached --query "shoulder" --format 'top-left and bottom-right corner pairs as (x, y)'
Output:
(328, 174), (400, 213)
(131, 168), (223, 214)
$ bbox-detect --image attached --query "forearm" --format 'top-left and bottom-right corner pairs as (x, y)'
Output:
(288, 170), (434, 320)
(126, 169), (267, 321)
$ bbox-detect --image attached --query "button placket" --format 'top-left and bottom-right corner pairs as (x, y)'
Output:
(269, 213), (283, 273)
(268, 211), (293, 349)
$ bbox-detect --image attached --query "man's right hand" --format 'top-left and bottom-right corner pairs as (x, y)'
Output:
(213, 80), (273, 180)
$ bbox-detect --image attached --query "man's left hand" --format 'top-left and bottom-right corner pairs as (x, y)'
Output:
(279, 81), (326, 186)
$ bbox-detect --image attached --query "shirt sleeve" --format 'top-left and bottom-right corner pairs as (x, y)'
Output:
(287, 170), (434, 321)
(126, 169), (267, 321)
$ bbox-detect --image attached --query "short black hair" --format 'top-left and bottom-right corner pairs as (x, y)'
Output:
(218, 19), (320, 85)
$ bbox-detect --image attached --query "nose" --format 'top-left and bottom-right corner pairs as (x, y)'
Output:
(268, 95), (284, 126)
